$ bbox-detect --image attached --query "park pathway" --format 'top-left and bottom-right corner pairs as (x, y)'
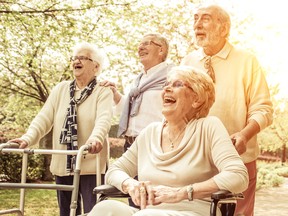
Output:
(254, 178), (288, 215)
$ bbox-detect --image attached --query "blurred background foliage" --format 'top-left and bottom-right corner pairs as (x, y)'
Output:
(0, 0), (287, 183)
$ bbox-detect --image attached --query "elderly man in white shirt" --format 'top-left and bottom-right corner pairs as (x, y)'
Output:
(102, 33), (174, 151)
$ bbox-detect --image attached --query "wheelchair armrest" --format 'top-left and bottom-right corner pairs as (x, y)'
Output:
(93, 185), (244, 216)
(93, 186), (244, 200)
(210, 190), (244, 216)
(93, 184), (130, 199)
(211, 190), (244, 201)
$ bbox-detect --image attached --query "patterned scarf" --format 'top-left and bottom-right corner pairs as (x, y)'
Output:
(60, 78), (97, 172)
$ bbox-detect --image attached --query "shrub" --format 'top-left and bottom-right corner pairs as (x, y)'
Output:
(0, 153), (45, 182)
(256, 161), (287, 190)
(109, 137), (124, 158)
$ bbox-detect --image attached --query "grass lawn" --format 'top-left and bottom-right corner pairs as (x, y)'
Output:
(0, 184), (59, 216)
(0, 182), (127, 216)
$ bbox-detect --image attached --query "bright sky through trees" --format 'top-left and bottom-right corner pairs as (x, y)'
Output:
(141, 0), (287, 98)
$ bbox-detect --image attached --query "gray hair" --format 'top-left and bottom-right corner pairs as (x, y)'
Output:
(143, 33), (169, 61)
(197, 4), (231, 38)
(72, 42), (109, 75)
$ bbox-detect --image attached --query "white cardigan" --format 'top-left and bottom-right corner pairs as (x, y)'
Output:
(21, 81), (113, 176)
(106, 117), (248, 214)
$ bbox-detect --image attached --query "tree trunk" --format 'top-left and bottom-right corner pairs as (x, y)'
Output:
(282, 144), (286, 164)
(39, 130), (54, 181)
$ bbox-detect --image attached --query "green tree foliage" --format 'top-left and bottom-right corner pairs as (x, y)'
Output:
(258, 85), (288, 162)
(0, 0), (197, 127)
(0, 0), (287, 163)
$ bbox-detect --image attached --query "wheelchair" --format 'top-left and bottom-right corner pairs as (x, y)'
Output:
(93, 184), (244, 216)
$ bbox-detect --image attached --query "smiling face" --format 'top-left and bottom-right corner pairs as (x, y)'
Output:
(161, 66), (215, 123)
(71, 49), (99, 81)
(161, 73), (198, 123)
(193, 5), (230, 55)
(138, 35), (165, 71)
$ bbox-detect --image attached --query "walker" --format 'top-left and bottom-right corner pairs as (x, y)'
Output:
(0, 142), (101, 216)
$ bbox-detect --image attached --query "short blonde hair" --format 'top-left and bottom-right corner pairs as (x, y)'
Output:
(167, 66), (215, 119)
(72, 42), (109, 76)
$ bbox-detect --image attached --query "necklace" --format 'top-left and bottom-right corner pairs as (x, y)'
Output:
(167, 125), (186, 150)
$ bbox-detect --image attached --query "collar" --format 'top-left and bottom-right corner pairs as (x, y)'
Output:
(197, 41), (233, 61)
(141, 62), (168, 76)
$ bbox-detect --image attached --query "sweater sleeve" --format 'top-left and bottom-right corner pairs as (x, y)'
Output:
(105, 138), (139, 191)
(88, 87), (113, 144)
(246, 55), (273, 131)
(113, 95), (126, 116)
(20, 82), (63, 146)
(208, 117), (249, 193)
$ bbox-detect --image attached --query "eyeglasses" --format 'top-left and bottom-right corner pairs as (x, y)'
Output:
(70, 56), (94, 62)
(139, 40), (162, 47)
(163, 80), (192, 90)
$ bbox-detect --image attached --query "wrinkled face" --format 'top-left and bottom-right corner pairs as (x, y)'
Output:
(193, 7), (224, 48)
(161, 74), (197, 122)
(138, 36), (163, 70)
(71, 49), (99, 80)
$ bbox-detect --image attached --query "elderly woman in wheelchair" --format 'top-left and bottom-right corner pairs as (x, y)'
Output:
(88, 66), (248, 216)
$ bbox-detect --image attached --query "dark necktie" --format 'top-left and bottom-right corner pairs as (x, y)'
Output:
(204, 56), (215, 83)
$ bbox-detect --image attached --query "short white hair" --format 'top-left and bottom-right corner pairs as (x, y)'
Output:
(72, 42), (109, 75)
